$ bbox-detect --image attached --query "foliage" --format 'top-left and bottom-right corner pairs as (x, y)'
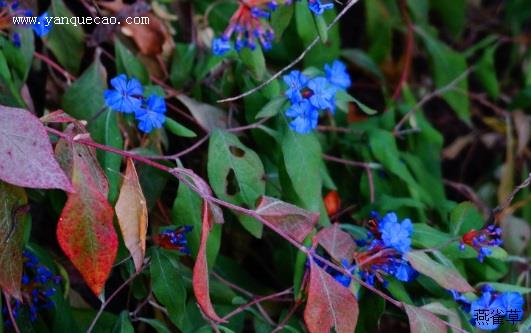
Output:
(0, 0), (529, 332)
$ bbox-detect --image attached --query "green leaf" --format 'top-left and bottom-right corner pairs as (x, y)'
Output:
(164, 118), (197, 138)
(341, 49), (384, 81)
(449, 202), (484, 236)
(112, 312), (134, 333)
(417, 28), (470, 122)
(430, 0), (466, 37)
(114, 38), (149, 84)
(295, 0), (340, 67)
(411, 224), (452, 249)
(407, 251), (473, 292)
(150, 248), (187, 327)
(240, 46), (266, 80)
(137, 318), (172, 333)
(46, 0), (85, 74)
(62, 58), (123, 203)
(271, 4), (294, 38)
(313, 14), (328, 43)
(207, 130), (266, 237)
(477, 282), (531, 294)
(0, 182), (28, 299)
(280, 120), (323, 215)
(255, 96), (288, 119)
(172, 182), (222, 267)
(170, 43), (197, 89)
(0, 50), (24, 107)
(475, 45), (500, 99)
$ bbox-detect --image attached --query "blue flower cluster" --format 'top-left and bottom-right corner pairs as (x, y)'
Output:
(212, 0), (335, 55)
(451, 285), (524, 331)
(2, 251), (61, 325)
(283, 60), (351, 133)
(0, 1), (51, 46)
(155, 226), (192, 254)
(104, 75), (167, 133)
(459, 224), (503, 262)
(319, 212), (416, 288)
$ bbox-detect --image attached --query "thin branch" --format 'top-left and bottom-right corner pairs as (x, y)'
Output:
(393, 67), (474, 135)
(391, 0), (415, 100)
(494, 173), (531, 218)
(322, 154), (382, 170)
(271, 300), (302, 333)
(3, 292), (21, 333)
(220, 288), (293, 322)
(217, 0), (363, 103)
(86, 263), (149, 333)
(34, 51), (76, 82)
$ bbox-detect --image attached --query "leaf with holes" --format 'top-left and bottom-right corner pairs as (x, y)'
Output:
(115, 158), (148, 272)
(406, 251), (473, 292)
(315, 224), (356, 264)
(0, 106), (73, 192)
(57, 151), (118, 296)
(207, 130), (265, 237)
(404, 304), (446, 333)
(192, 201), (225, 323)
(255, 196), (318, 243)
(304, 259), (359, 333)
(0, 182), (28, 299)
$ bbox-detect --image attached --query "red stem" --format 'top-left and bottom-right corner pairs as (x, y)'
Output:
(34, 51), (76, 82)
(3, 292), (21, 333)
(391, 0), (414, 100)
(220, 288), (293, 322)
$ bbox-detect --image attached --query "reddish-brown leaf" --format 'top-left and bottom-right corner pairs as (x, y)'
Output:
(324, 190), (341, 216)
(40, 110), (77, 124)
(57, 152), (118, 296)
(0, 106), (73, 192)
(55, 127), (109, 196)
(315, 224), (356, 263)
(255, 196), (318, 243)
(404, 304), (446, 333)
(115, 159), (148, 272)
(0, 182), (29, 299)
(304, 259), (359, 333)
(192, 201), (226, 323)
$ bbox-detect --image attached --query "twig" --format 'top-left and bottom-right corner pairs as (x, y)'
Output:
(393, 67), (474, 135)
(34, 51), (76, 82)
(86, 262), (149, 333)
(443, 179), (490, 216)
(392, 0), (415, 100)
(494, 173), (531, 218)
(217, 0), (363, 103)
(220, 288), (293, 322)
(271, 300), (302, 333)
(3, 292), (21, 333)
(322, 154), (381, 170)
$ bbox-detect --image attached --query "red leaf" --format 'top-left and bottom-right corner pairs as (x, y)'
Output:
(0, 183), (29, 299)
(315, 224), (356, 263)
(192, 201), (225, 323)
(0, 106), (72, 192)
(57, 151), (118, 296)
(40, 110), (77, 124)
(255, 196), (318, 243)
(404, 304), (446, 333)
(304, 259), (359, 333)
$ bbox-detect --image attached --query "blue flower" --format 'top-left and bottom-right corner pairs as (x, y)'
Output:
(212, 37), (232, 56)
(32, 12), (52, 37)
(325, 60), (351, 89)
(392, 261), (416, 282)
(285, 100), (319, 134)
(333, 259), (356, 287)
(135, 95), (167, 133)
(470, 292), (502, 331)
(308, 0), (334, 15)
(283, 70), (309, 103)
(104, 75), (143, 113)
(378, 212), (413, 253)
(308, 77), (336, 112)
(498, 292), (524, 322)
